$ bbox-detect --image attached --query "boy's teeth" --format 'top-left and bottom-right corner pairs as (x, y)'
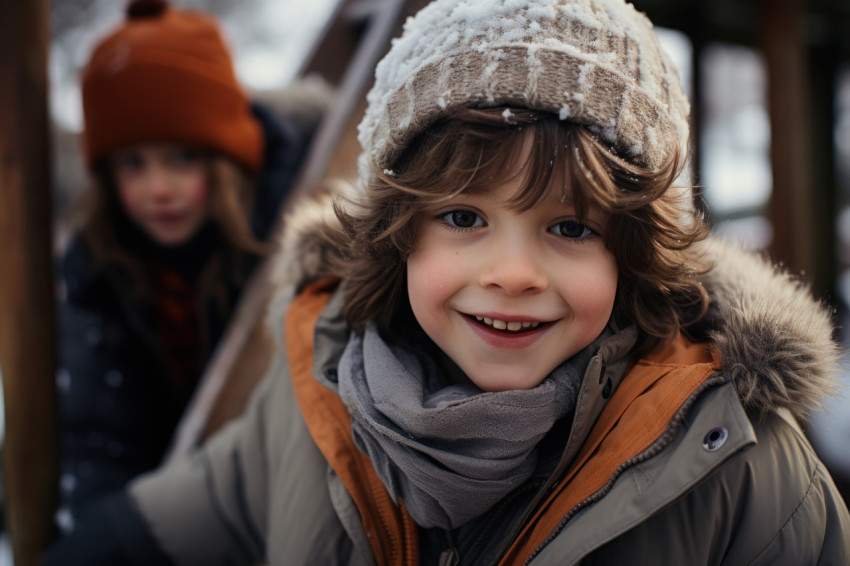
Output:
(474, 316), (540, 332)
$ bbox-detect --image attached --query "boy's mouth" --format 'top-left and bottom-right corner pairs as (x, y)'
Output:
(471, 315), (544, 333)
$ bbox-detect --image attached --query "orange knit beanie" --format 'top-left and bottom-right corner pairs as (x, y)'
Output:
(81, 0), (263, 171)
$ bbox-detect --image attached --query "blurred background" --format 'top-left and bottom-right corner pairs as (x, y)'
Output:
(2, 0), (849, 563)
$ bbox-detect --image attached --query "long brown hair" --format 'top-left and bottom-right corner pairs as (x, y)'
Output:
(82, 153), (269, 307)
(325, 107), (710, 345)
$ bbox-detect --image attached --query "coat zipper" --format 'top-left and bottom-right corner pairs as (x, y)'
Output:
(521, 374), (729, 565)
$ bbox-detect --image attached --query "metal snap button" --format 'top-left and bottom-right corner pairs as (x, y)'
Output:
(702, 427), (728, 452)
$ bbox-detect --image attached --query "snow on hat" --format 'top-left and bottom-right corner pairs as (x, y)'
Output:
(357, 0), (689, 188)
(81, 0), (263, 171)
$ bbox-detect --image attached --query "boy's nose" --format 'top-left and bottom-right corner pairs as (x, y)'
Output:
(478, 240), (548, 295)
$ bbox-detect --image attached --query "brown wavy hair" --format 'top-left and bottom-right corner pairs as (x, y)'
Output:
(82, 154), (269, 307)
(325, 107), (710, 346)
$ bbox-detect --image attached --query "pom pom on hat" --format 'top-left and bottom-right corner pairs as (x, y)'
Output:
(126, 0), (168, 18)
(81, 0), (263, 171)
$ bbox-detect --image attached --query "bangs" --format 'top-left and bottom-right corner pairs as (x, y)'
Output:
(378, 107), (650, 226)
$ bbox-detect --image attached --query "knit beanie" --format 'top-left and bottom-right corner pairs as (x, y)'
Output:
(81, 0), (263, 171)
(357, 0), (689, 188)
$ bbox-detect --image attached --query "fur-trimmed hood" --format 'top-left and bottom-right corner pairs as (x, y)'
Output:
(272, 195), (840, 423)
(696, 237), (840, 421)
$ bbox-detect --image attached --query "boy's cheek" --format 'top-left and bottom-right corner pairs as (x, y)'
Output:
(407, 256), (455, 332)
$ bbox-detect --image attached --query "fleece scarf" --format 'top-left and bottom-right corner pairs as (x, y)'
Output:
(338, 322), (606, 529)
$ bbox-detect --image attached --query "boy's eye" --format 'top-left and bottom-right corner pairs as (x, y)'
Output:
(549, 220), (593, 239)
(441, 209), (484, 229)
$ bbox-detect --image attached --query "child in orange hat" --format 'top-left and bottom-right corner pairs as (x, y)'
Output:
(53, 0), (314, 535)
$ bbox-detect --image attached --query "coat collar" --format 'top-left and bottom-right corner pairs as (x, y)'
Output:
(294, 280), (730, 566)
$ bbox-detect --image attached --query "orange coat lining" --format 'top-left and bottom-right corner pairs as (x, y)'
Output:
(285, 278), (418, 566)
(498, 352), (716, 564)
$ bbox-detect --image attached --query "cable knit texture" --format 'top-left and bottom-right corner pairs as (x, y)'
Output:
(356, 0), (690, 189)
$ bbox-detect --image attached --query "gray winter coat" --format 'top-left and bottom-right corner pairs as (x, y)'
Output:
(126, 199), (850, 566)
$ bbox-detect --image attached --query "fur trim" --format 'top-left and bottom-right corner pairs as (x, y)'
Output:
(271, 194), (841, 422)
(271, 189), (341, 294)
(697, 238), (840, 421)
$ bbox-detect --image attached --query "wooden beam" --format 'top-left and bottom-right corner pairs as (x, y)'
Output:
(297, 0), (368, 85)
(760, 0), (814, 279)
(683, 1), (709, 216)
(0, 1), (59, 564)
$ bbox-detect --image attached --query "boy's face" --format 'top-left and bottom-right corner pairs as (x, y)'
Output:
(112, 143), (209, 246)
(407, 154), (618, 392)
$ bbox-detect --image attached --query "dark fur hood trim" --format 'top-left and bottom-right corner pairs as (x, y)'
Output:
(696, 238), (839, 421)
(272, 197), (841, 422)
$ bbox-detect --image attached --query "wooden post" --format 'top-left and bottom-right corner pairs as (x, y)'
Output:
(684, 5), (708, 218)
(0, 0), (59, 564)
(760, 0), (815, 281)
(806, 45), (839, 301)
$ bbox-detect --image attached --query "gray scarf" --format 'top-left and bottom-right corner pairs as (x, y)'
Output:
(338, 323), (600, 529)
